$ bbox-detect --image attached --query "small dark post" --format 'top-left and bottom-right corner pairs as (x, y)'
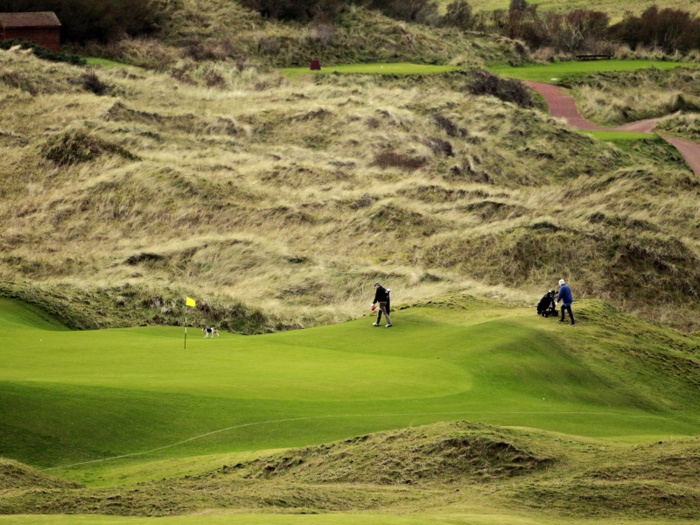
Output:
(310, 60), (321, 71)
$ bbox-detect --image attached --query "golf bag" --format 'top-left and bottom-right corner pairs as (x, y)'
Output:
(537, 290), (557, 317)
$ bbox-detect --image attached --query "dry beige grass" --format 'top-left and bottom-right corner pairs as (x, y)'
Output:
(1, 47), (699, 331)
(569, 67), (700, 126)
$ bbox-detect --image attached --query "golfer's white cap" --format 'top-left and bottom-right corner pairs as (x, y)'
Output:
(559, 279), (566, 286)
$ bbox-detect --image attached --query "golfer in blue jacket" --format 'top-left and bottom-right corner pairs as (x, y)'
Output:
(557, 279), (575, 326)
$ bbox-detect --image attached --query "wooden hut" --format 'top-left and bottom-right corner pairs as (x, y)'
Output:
(0, 12), (61, 52)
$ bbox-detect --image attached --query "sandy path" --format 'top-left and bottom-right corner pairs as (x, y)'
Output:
(523, 80), (700, 177)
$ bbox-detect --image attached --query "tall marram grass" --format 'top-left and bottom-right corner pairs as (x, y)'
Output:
(1, 48), (699, 332)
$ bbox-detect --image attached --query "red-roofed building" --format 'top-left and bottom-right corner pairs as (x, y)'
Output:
(0, 12), (61, 52)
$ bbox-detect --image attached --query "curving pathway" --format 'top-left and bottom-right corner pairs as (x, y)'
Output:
(524, 80), (700, 177)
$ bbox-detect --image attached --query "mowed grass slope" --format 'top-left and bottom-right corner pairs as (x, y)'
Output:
(2, 297), (699, 490)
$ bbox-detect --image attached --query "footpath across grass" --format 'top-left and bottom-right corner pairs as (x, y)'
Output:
(280, 62), (460, 78)
(489, 59), (694, 83)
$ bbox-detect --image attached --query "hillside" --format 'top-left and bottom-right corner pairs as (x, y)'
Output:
(1, 45), (700, 332)
(80, 1), (526, 69)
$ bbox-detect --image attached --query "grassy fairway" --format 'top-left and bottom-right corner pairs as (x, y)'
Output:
(1, 297), (700, 488)
(280, 63), (460, 78)
(489, 60), (693, 83)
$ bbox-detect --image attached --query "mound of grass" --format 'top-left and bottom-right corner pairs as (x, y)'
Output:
(228, 421), (554, 484)
(0, 459), (83, 491)
(41, 129), (139, 165)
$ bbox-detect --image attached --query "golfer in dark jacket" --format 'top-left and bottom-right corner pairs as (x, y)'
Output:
(372, 282), (392, 327)
(557, 279), (575, 326)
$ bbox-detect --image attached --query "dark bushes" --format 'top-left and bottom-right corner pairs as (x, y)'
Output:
(474, 1), (700, 56)
(441, 1), (474, 30)
(241, 0), (342, 22)
(609, 7), (700, 54)
(242, 0), (438, 24)
(467, 69), (533, 108)
(2, 0), (166, 43)
(80, 70), (110, 96)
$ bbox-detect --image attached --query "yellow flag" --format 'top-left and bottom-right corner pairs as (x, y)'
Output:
(186, 297), (196, 307)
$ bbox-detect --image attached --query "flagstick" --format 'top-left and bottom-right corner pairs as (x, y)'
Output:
(184, 304), (188, 350)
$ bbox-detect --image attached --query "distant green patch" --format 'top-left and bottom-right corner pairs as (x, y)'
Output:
(489, 60), (694, 84)
(84, 57), (127, 68)
(281, 63), (460, 79)
(579, 130), (661, 141)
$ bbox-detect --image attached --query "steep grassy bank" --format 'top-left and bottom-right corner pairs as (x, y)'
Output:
(1, 48), (699, 331)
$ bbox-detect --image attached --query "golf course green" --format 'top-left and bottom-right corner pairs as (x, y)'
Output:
(489, 59), (696, 83)
(2, 296), (700, 492)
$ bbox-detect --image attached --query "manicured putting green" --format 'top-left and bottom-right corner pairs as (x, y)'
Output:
(281, 63), (460, 78)
(490, 59), (695, 83)
(1, 298), (699, 486)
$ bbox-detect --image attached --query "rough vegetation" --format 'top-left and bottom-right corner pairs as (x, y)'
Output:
(1, 45), (700, 332)
(567, 67), (700, 126)
(2, 422), (700, 519)
(73, 1), (527, 69)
